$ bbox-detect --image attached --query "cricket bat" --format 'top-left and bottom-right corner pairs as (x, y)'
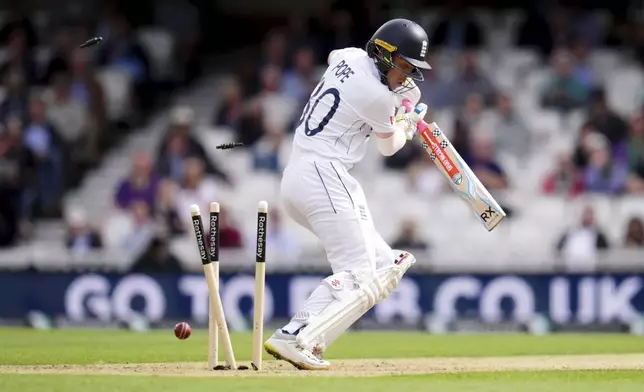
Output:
(402, 100), (506, 231)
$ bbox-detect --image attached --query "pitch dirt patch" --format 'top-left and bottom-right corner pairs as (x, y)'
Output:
(1, 354), (644, 377)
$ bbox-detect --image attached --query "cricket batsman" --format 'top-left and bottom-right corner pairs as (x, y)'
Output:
(264, 18), (432, 370)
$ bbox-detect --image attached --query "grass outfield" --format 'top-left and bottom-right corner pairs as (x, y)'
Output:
(1, 328), (644, 391)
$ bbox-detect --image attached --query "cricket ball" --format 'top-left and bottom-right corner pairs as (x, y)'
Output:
(174, 322), (192, 340)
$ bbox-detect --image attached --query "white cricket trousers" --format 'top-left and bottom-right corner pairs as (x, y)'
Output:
(280, 156), (395, 273)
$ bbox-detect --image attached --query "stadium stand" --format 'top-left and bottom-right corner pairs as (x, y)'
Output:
(0, 2), (642, 275)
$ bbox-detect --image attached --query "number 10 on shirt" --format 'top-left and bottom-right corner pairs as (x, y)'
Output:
(298, 78), (341, 137)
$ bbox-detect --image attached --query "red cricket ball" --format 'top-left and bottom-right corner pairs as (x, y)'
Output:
(174, 322), (192, 340)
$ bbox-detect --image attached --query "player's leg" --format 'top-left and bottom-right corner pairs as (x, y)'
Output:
(267, 161), (377, 369)
(267, 161), (415, 368)
(290, 184), (416, 351)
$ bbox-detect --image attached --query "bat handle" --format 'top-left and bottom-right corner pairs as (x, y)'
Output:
(401, 99), (429, 132)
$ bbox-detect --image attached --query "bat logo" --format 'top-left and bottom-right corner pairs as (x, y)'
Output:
(480, 206), (496, 222)
(452, 173), (463, 185)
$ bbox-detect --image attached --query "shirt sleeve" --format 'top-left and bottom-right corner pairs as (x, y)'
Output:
(357, 91), (397, 134)
(328, 50), (340, 65)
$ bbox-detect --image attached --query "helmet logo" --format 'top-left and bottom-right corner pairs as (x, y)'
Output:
(420, 40), (427, 58)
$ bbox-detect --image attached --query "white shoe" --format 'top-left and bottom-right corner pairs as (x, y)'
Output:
(264, 329), (331, 370)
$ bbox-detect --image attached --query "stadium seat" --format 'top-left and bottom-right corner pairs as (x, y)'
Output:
(606, 66), (644, 117)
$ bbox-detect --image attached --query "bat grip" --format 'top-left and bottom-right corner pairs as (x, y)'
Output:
(401, 99), (429, 132)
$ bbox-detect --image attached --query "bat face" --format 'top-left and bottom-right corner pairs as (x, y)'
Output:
(418, 123), (506, 231)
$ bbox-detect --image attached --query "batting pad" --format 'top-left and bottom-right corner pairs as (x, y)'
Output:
(296, 252), (416, 350)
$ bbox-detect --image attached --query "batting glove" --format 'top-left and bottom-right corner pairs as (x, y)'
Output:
(395, 103), (428, 140)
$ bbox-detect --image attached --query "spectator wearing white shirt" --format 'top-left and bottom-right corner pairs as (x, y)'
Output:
(556, 205), (609, 271)
(173, 158), (220, 233)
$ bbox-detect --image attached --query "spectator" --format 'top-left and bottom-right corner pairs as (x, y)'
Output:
(0, 26), (37, 85)
(542, 151), (584, 197)
(154, 0), (203, 84)
(41, 26), (77, 84)
(173, 158), (220, 233)
(570, 38), (596, 90)
(391, 219), (429, 251)
(541, 49), (590, 112)
(417, 58), (454, 109)
(632, 21), (644, 67)
(583, 133), (628, 194)
(516, 5), (555, 57)
(568, 4), (605, 48)
(0, 70), (29, 123)
(115, 152), (162, 211)
(213, 78), (245, 131)
(548, 6), (576, 51)
(218, 207), (243, 248)
(450, 116), (473, 163)
(95, 14), (152, 111)
(467, 133), (508, 191)
(430, 2), (483, 50)
(259, 29), (288, 72)
(131, 237), (184, 273)
(485, 92), (531, 159)
(556, 205), (609, 271)
(156, 106), (232, 185)
(572, 122), (599, 169)
(155, 179), (184, 236)
(22, 99), (64, 217)
(252, 126), (285, 173)
(0, 1), (37, 49)
(586, 88), (628, 154)
(96, 14), (150, 85)
(405, 153), (445, 197)
(243, 66), (296, 147)
(318, 8), (362, 60)
(65, 208), (103, 253)
(68, 47), (108, 159)
(626, 116), (644, 194)
(43, 72), (90, 166)
(281, 45), (318, 104)
(0, 120), (33, 246)
(120, 200), (156, 254)
(447, 50), (496, 108)
(284, 13), (315, 56)
(624, 217), (644, 248)
(456, 92), (493, 138)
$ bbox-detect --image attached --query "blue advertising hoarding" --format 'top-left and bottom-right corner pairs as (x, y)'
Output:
(1, 273), (643, 326)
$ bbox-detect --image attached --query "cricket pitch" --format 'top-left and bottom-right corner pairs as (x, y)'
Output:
(1, 354), (643, 377)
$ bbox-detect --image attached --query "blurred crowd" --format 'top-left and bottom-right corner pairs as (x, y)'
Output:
(7, 0), (643, 272)
(211, 1), (643, 259)
(0, 0), (201, 248)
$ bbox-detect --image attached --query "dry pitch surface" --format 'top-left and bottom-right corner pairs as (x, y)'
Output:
(2, 354), (644, 377)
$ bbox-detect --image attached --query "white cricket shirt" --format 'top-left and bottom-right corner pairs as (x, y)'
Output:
(286, 47), (420, 171)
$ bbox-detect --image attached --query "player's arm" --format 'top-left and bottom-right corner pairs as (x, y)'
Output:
(361, 94), (427, 156)
(358, 93), (406, 156)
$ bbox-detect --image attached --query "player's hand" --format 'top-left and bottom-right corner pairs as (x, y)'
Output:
(395, 103), (428, 140)
(407, 103), (428, 124)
